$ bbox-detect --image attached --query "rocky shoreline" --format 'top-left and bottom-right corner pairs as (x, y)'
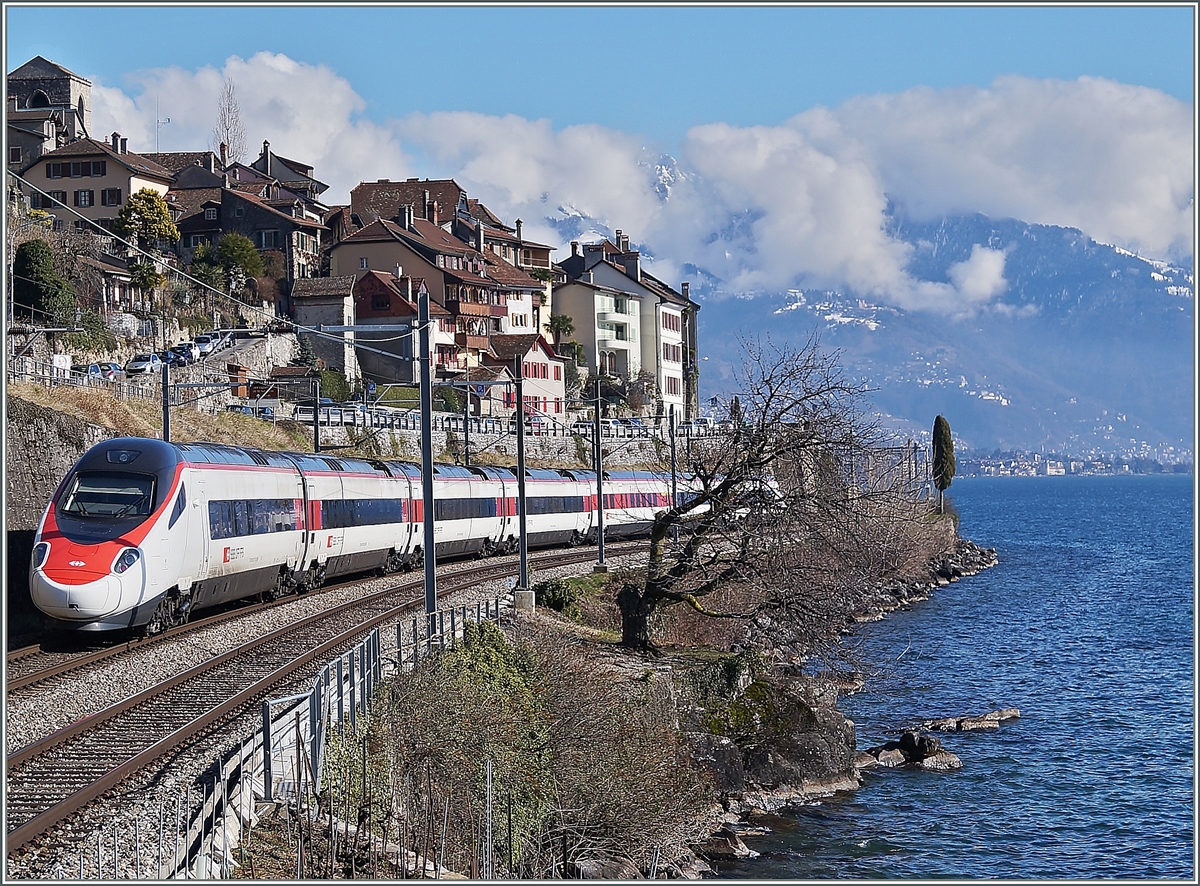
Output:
(677, 536), (1001, 875)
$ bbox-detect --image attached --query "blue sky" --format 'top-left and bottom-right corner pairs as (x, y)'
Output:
(7, 5), (1193, 148)
(5, 4), (1195, 309)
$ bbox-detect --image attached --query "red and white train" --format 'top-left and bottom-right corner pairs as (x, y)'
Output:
(30, 437), (686, 635)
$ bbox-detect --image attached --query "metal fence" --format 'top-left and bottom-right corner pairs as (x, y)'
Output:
(148, 599), (504, 879)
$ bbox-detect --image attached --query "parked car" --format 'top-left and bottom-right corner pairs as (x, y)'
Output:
(71, 362), (102, 380)
(194, 334), (217, 356)
(620, 418), (650, 437)
(571, 420), (595, 437)
(597, 418), (624, 437)
(677, 420), (697, 436)
(225, 404), (255, 416)
(160, 349), (189, 367)
(97, 361), (126, 382)
(174, 341), (201, 362)
(255, 406), (275, 421)
(125, 353), (162, 374)
(168, 344), (196, 365)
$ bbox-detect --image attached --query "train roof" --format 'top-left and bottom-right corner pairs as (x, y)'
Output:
(174, 441), (297, 470)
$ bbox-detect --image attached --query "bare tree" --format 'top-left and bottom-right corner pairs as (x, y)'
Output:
(617, 334), (938, 651)
(211, 77), (246, 165)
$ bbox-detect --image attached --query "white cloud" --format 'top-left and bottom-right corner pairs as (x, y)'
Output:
(819, 75), (1194, 262)
(89, 52), (411, 202)
(86, 57), (1192, 316)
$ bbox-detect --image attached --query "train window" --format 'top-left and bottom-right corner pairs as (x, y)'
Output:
(60, 471), (155, 518)
(168, 484), (187, 529)
(233, 501), (248, 536)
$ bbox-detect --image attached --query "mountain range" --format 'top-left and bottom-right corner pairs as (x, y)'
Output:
(546, 189), (1192, 457)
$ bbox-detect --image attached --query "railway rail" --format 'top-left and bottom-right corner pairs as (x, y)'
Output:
(5, 546), (625, 854)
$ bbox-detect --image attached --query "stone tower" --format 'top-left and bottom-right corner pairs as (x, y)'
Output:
(6, 55), (91, 137)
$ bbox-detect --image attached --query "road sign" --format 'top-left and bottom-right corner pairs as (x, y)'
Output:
(505, 576), (517, 591)
(475, 384), (487, 397)
(368, 381), (377, 395)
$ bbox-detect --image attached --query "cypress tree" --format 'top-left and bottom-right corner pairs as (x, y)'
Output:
(932, 414), (956, 513)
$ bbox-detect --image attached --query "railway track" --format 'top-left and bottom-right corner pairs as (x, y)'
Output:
(4, 546), (626, 853)
(6, 542), (634, 693)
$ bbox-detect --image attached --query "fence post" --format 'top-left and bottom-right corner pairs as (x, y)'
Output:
(348, 652), (357, 734)
(337, 656), (345, 736)
(262, 701), (274, 802)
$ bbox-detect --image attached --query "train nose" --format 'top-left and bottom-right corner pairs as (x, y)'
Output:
(30, 572), (121, 620)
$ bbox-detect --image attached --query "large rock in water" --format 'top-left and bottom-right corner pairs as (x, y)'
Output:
(686, 674), (859, 813)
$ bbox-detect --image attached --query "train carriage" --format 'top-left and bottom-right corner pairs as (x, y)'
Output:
(30, 436), (699, 636)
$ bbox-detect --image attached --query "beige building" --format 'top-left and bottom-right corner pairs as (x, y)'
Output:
(19, 133), (173, 234)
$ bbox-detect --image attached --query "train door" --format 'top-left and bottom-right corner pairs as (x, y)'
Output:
(193, 470), (210, 582)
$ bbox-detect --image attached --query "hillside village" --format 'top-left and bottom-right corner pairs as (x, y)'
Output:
(6, 56), (703, 431)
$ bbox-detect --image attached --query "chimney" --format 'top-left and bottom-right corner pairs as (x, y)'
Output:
(219, 141), (228, 168)
(620, 233), (630, 252)
(614, 229), (622, 249)
(423, 189), (431, 220)
(476, 224), (485, 253)
(430, 201), (439, 226)
(622, 252), (641, 282)
(394, 264), (403, 279)
(262, 139), (270, 167)
(681, 281), (690, 300)
(111, 132), (120, 151)
(223, 173), (229, 189)
(119, 138), (128, 154)
(515, 218), (523, 241)
(406, 277), (413, 302)
(571, 240), (579, 257)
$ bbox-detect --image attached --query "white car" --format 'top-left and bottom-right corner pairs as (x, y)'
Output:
(174, 341), (201, 362)
(125, 353), (162, 374)
(194, 334), (217, 356)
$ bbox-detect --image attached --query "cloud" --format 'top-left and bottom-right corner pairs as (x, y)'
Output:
(89, 52), (411, 202)
(822, 75), (1194, 262)
(86, 57), (1191, 316)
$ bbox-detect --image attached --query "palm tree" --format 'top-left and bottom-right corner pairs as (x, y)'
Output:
(547, 313), (575, 349)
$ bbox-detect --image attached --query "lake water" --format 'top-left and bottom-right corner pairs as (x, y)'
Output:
(717, 475), (1195, 879)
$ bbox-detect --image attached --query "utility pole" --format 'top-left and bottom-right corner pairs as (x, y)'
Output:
(513, 358), (533, 611)
(419, 289), (438, 623)
(594, 375), (606, 572)
(463, 362), (470, 466)
(160, 315), (170, 443)
(311, 377), (320, 453)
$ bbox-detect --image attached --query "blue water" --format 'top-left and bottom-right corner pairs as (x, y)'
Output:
(717, 475), (1195, 879)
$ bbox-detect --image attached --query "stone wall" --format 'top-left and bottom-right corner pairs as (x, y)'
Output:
(6, 397), (120, 636)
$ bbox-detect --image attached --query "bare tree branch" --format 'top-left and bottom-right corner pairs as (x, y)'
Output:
(211, 77), (246, 164)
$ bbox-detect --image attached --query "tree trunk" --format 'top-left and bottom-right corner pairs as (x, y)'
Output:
(616, 582), (655, 649)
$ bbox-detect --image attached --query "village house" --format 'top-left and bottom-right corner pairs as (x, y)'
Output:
(329, 213), (503, 371)
(289, 275), (360, 386)
(19, 132), (174, 234)
(6, 56), (91, 174)
(483, 333), (567, 421)
(554, 230), (700, 423)
(352, 270), (456, 386)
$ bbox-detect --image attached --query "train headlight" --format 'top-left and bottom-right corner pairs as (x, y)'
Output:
(113, 548), (141, 574)
(33, 542), (50, 569)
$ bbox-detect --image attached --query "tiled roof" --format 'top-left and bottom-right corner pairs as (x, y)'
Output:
(483, 255), (542, 289)
(229, 190), (326, 229)
(351, 178), (466, 222)
(466, 199), (508, 228)
(270, 365), (317, 378)
(340, 218), (407, 243)
(291, 275), (356, 299)
(488, 333), (547, 362)
(8, 55), (88, 83)
(141, 151), (220, 175)
(26, 138), (174, 180)
(166, 187), (223, 218)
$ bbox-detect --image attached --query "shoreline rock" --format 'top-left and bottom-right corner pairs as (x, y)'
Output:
(681, 536), (1000, 874)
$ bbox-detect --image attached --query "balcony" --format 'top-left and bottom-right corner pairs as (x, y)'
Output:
(595, 332), (635, 349)
(489, 304), (508, 317)
(598, 309), (634, 324)
(446, 299), (491, 318)
(454, 332), (489, 349)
